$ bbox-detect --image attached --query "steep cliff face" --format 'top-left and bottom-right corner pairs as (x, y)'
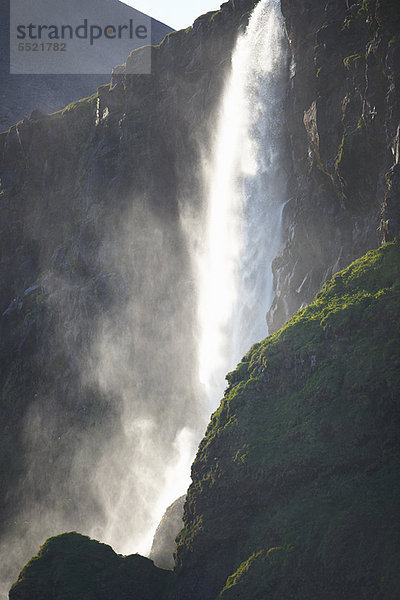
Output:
(174, 239), (400, 599)
(268, 0), (400, 331)
(0, 0), (255, 591)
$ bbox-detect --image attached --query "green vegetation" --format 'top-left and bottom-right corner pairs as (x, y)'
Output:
(207, 241), (400, 473)
(209, 10), (223, 25)
(343, 53), (362, 69)
(177, 240), (400, 599)
(217, 547), (294, 599)
(9, 532), (173, 600)
(59, 93), (98, 116)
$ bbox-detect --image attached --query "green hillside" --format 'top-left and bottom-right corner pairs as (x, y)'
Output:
(175, 239), (400, 599)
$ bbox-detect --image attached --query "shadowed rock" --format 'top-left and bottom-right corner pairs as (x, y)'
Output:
(9, 532), (173, 600)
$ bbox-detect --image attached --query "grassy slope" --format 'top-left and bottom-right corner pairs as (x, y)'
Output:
(177, 239), (400, 599)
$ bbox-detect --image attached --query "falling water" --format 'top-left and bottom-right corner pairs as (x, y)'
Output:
(0, 3), (289, 594)
(198, 0), (289, 406)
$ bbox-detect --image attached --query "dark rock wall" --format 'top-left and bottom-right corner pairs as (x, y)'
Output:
(268, 0), (400, 331)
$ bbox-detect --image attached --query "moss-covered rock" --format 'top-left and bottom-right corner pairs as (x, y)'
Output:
(9, 532), (173, 600)
(175, 239), (400, 600)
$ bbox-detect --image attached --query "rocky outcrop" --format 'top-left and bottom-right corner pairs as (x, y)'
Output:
(174, 239), (400, 599)
(149, 496), (185, 569)
(9, 532), (173, 600)
(268, 0), (400, 331)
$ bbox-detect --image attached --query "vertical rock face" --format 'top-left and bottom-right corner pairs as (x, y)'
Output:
(268, 0), (400, 331)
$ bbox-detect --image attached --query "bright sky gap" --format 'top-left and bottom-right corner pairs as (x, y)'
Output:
(120, 0), (222, 30)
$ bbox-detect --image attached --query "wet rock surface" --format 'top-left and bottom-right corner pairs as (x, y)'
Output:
(150, 496), (185, 570)
(269, 0), (400, 331)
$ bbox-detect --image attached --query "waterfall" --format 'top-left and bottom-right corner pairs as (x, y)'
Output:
(0, 4), (290, 593)
(197, 0), (289, 407)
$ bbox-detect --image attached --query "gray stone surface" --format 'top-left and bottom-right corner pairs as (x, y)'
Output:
(150, 496), (185, 570)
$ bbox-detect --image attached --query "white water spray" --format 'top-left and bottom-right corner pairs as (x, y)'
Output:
(197, 0), (288, 406)
(0, 4), (290, 595)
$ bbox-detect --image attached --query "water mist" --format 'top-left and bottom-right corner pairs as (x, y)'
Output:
(0, 1), (289, 595)
(0, 204), (206, 596)
(197, 0), (289, 407)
